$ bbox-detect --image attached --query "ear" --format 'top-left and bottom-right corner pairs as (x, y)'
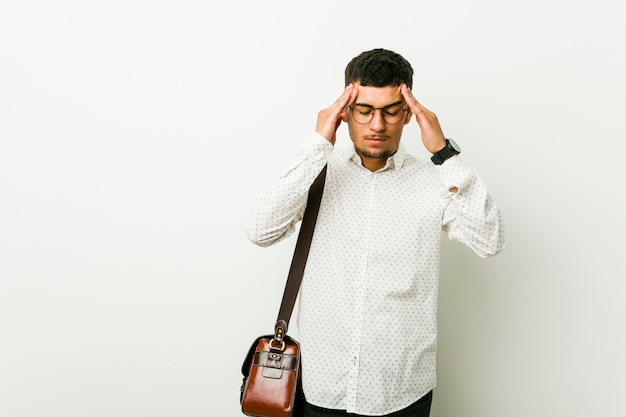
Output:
(341, 111), (349, 123)
(403, 108), (413, 125)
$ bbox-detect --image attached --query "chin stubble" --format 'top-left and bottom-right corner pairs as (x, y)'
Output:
(356, 147), (394, 159)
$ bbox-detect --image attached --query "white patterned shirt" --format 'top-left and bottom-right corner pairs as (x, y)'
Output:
(246, 133), (505, 415)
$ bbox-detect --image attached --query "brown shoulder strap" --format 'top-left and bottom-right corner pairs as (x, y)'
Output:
(274, 165), (327, 343)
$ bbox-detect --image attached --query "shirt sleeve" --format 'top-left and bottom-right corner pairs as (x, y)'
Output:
(246, 133), (333, 247)
(438, 155), (506, 257)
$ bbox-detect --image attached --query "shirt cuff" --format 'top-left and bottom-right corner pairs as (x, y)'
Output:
(436, 155), (472, 191)
(310, 132), (334, 158)
(280, 132), (333, 178)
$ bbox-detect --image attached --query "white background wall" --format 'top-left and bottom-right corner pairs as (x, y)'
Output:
(1, 1), (624, 416)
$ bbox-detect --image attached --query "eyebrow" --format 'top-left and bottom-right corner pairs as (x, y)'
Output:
(353, 100), (404, 109)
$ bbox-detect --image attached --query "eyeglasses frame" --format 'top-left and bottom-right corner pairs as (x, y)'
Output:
(348, 101), (408, 125)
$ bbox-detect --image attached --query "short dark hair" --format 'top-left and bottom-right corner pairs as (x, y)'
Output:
(344, 48), (413, 89)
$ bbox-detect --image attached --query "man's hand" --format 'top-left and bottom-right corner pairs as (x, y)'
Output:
(401, 84), (447, 153)
(316, 84), (358, 145)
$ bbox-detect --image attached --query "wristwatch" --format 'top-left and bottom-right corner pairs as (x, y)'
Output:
(431, 139), (461, 165)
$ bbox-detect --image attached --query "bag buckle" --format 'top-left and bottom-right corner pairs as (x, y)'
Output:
(269, 338), (285, 352)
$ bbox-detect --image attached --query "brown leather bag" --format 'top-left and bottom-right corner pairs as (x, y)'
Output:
(240, 166), (326, 417)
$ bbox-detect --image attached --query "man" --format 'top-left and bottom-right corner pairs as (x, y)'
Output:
(246, 48), (505, 417)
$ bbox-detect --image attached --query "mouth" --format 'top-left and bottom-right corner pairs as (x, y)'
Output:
(365, 136), (388, 142)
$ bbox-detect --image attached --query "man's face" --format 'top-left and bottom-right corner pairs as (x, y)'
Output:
(342, 83), (412, 171)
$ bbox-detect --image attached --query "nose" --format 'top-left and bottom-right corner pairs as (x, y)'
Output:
(369, 109), (386, 131)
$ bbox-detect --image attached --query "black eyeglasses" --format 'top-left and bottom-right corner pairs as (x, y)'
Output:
(348, 102), (407, 125)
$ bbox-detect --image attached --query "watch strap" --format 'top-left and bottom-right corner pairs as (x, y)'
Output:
(431, 139), (460, 165)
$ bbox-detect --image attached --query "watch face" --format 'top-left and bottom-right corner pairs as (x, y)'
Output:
(448, 138), (461, 152)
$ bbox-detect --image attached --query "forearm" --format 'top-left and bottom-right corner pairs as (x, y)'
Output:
(246, 133), (332, 247)
(439, 157), (506, 257)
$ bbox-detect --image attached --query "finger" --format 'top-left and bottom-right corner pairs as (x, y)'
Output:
(336, 83), (357, 112)
(343, 84), (358, 114)
(401, 84), (424, 114)
(331, 84), (357, 122)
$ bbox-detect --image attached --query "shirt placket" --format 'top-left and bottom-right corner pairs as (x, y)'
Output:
(346, 171), (376, 412)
